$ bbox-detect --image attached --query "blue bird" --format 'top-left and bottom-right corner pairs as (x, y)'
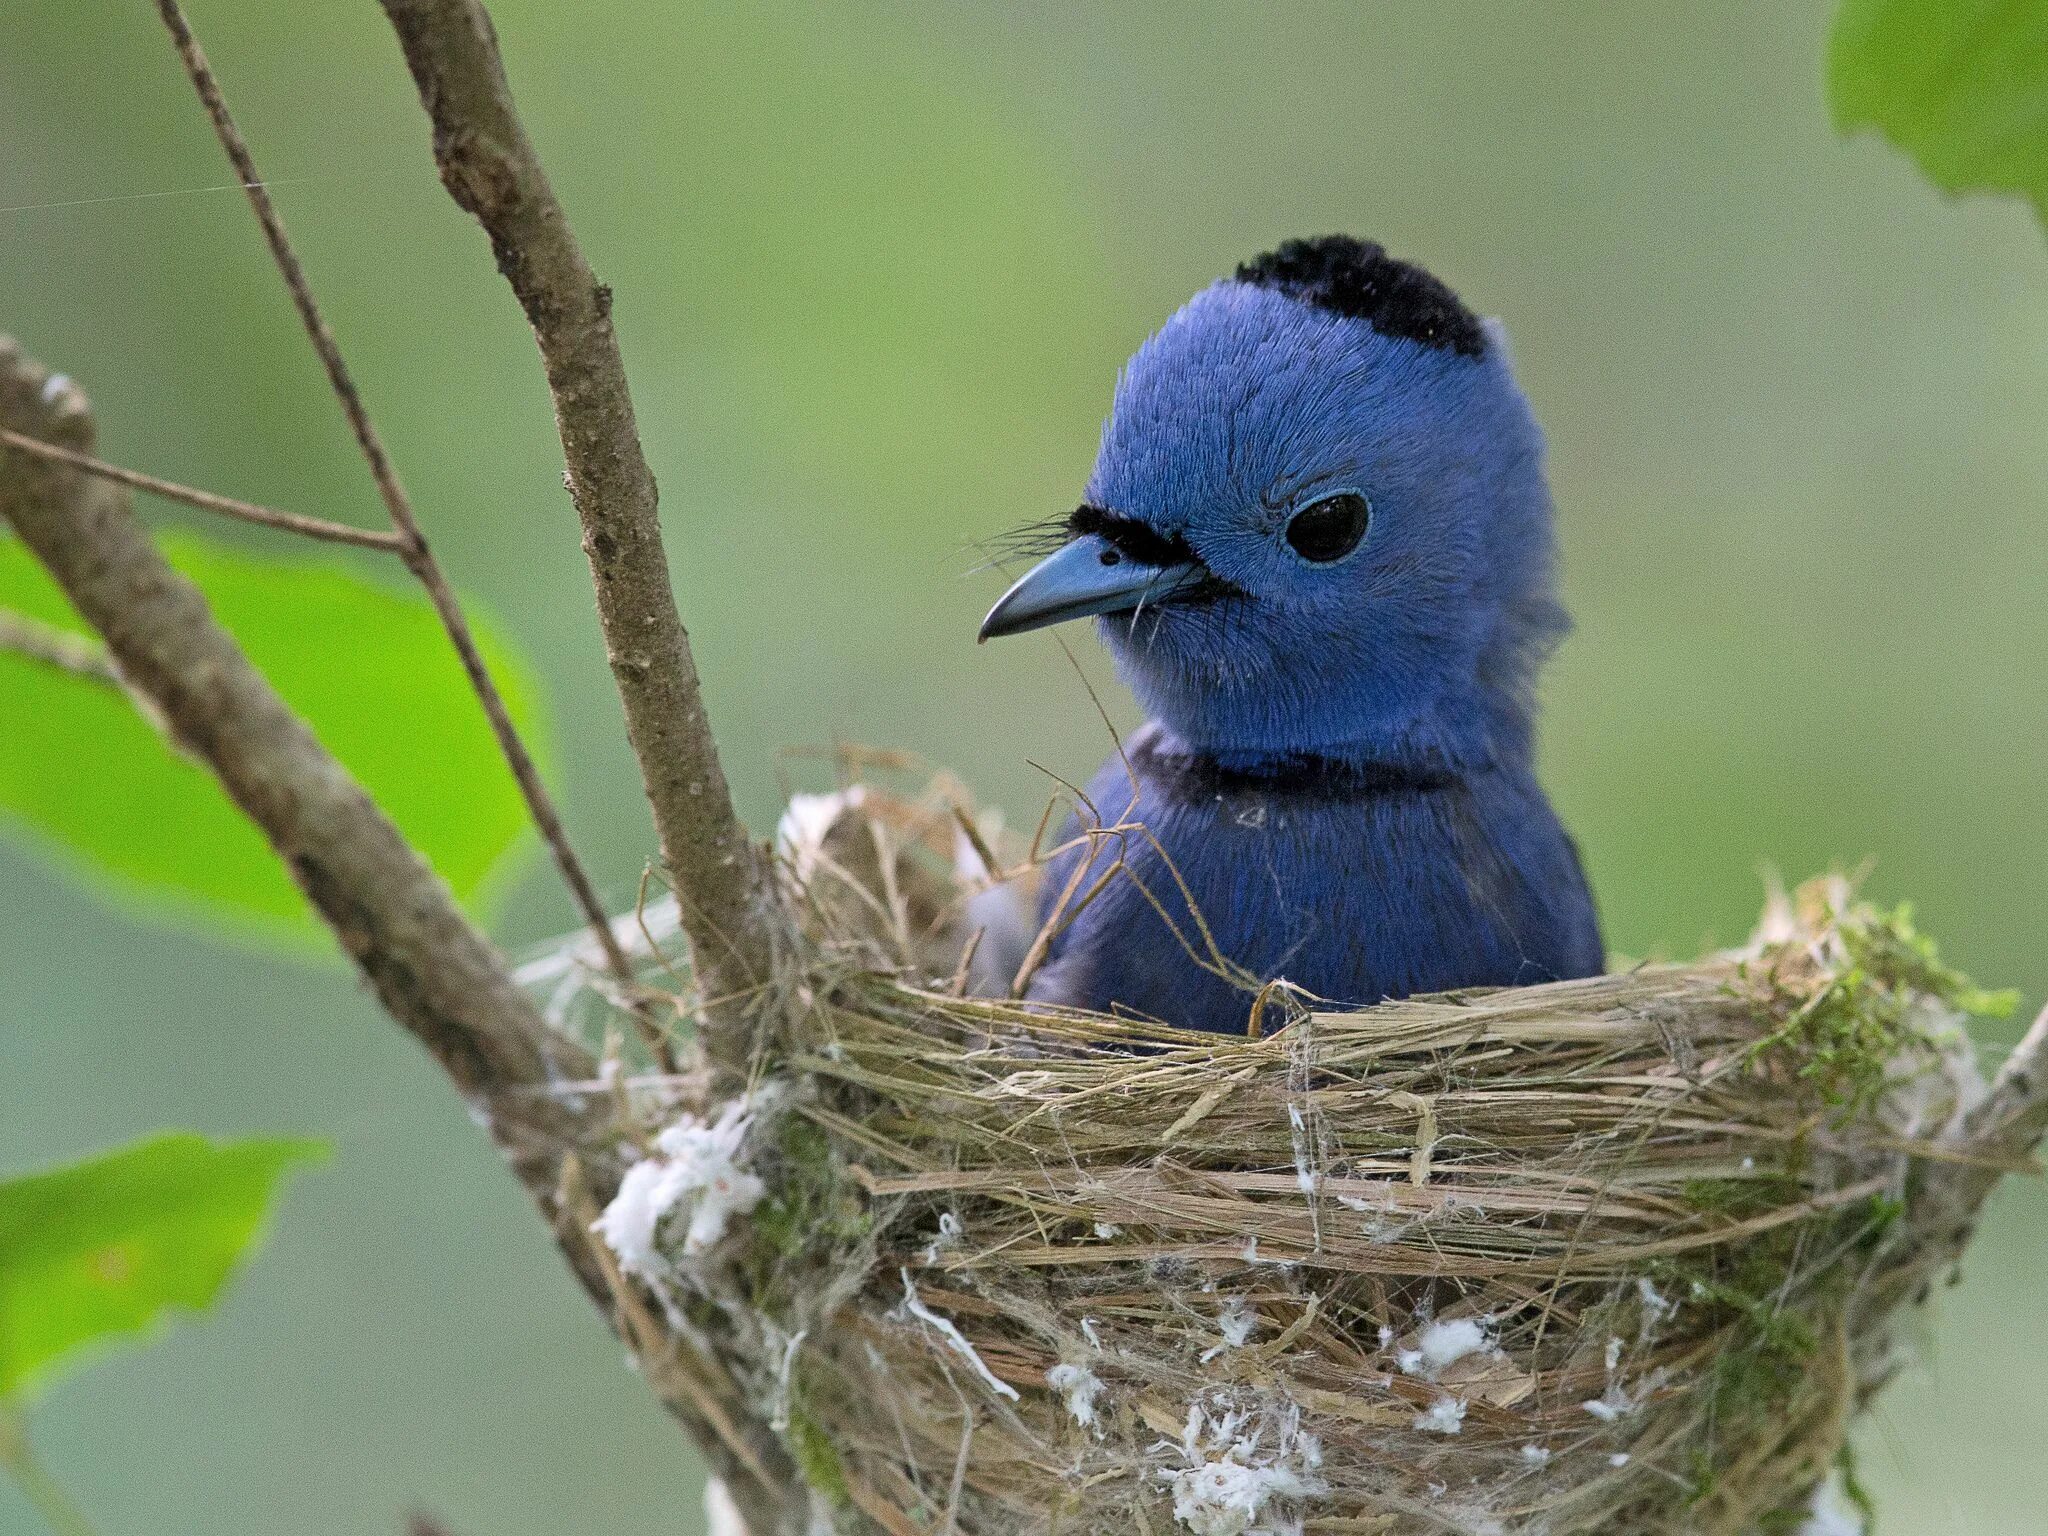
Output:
(978, 236), (1603, 1034)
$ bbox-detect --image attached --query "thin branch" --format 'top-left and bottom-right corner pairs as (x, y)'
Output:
(150, 0), (649, 1025)
(1, 336), (809, 1535)
(0, 606), (120, 686)
(0, 427), (404, 550)
(1, 339), (594, 1182)
(0, 1407), (100, 1536)
(375, 0), (786, 1047)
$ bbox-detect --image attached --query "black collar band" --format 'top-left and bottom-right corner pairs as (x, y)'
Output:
(1133, 730), (1462, 799)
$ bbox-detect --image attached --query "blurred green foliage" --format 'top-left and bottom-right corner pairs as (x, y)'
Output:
(1829, 0), (2048, 225)
(0, 1134), (322, 1402)
(1, 2), (2044, 1534)
(0, 535), (545, 938)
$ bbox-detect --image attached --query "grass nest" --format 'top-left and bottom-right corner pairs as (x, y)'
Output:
(534, 772), (2031, 1536)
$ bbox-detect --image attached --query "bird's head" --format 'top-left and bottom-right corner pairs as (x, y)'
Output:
(981, 235), (1566, 772)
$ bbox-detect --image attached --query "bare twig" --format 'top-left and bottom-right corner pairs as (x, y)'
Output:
(150, 0), (649, 1025)
(0, 606), (119, 686)
(375, 0), (786, 1044)
(0, 340), (592, 1188)
(0, 427), (404, 550)
(1, 336), (809, 1534)
(1, 345), (730, 1490)
(0, 1407), (100, 1536)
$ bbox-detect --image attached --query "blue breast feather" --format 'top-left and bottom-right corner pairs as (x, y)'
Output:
(1027, 725), (1602, 1034)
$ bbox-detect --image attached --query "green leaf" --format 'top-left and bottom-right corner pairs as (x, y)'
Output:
(0, 531), (546, 942)
(0, 1134), (326, 1400)
(1827, 0), (2048, 225)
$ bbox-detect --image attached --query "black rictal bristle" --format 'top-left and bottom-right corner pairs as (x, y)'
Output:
(1234, 235), (1486, 358)
(972, 514), (1076, 572)
(1067, 503), (1200, 568)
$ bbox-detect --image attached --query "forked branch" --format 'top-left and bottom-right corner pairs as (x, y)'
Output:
(151, 0), (646, 1013)
(0, 427), (406, 550)
(0, 607), (119, 686)
(0, 341), (810, 1533)
(0, 340), (587, 1181)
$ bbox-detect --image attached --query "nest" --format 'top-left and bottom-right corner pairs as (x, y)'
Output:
(534, 772), (2025, 1536)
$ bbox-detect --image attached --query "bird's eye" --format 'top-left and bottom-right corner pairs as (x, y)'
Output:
(1283, 492), (1370, 563)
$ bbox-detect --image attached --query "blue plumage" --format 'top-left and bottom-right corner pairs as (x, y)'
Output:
(981, 237), (1603, 1033)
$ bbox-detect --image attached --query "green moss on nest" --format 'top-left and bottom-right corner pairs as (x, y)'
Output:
(785, 1401), (851, 1509)
(1749, 899), (2015, 1117)
(1680, 1172), (1803, 1219)
(1838, 1444), (1880, 1526)
(745, 1114), (873, 1310)
(1646, 1229), (1825, 1432)
(1752, 1448), (1876, 1535)
(1702, 1302), (1821, 1421)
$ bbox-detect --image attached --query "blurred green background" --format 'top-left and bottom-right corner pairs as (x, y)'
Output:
(3, 1), (2043, 1531)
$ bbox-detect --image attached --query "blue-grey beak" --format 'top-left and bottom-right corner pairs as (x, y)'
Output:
(978, 533), (1210, 643)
